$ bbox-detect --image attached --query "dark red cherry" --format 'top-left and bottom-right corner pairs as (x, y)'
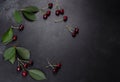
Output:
(17, 66), (21, 72)
(22, 71), (27, 77)
(72, 31), (76, 37)
(28, 60), (33, 66)
(74, 27), (79, 34)
(23, 63), (28, 68)
(55, 10), (60, 16)
(12, 35), (17, 41)
(60, 9), (64, 15)
(19, 24), (24, 31)
(53, 68), (58, 73)
(46, 10), (51, 16)
(56, 63), (62, 68)
(43, 14), (48, 20)
(48, 3), (53, 9)
(63, 16), (68, 22)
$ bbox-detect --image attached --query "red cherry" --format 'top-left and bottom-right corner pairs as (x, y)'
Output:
(55, 10), (60, 16)
(63, 16), (68, 22)
(48, 3), (53, 9)
(56, 63), (62, 68)
(60, 9), (64, 15)
(28, 60), (33, 66)
(23, 63), (28, 68)
(19, 24), (24, 31)
(22, 71), (27, 77)
(72, 31), (76, 37)
(43, 14), (48, 20)
(17, 66), (21, 72)
(46, 10), (51, 16)
(74, 27), (79, 34)
(53, 68), (58, 73)
(12, 35), (17, 41)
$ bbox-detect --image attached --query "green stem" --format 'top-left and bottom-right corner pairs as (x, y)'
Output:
(17, 58), (25, 71)
(66, 25), (73, 33)
(55, 0), (60, 9)
(11, 25), (18, 29)
(47, 60), (54, 69)
(54, 19), (63, 23)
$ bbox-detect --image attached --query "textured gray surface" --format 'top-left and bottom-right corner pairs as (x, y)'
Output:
(0, 0), (120, 82)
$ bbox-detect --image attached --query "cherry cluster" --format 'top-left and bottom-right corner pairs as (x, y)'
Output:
(16, 58), (33, 77)
(46, 60), (62, 73)
(41, 1), (79, 37)
(52, 63), (62, 73)
(12, 24), (24, 41)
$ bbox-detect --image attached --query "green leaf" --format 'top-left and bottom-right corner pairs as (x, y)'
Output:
(3, 47), (16, 61)
(22, 12), (36, 21)
(13, 10), (23, 23)
(28, 69), (46, 80)
(16, 47), (30, 59)
(22, 6), (39, 13)
(9, 54), (16, 64)
(1, 28), (13, 44)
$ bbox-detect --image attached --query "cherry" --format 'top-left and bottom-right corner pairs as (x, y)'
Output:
(22, 71), (27, 77)
(56, 63), (62, 68)
(60, 9), (64, 15)
(74, 27), (79, 34)
(12, 35), (17, 41)
(63, 16), (68, 22)
(19, 24), (24, 31)
(53, 68), (58, 73)
(28, 60), (33, 66)
(48, 3), (53, 9)
(17, 66), (21, 72)
(43, 14), (48, 20)
(55, 10), (60, 16)
(23, 63), (28, 68)
(72, 31), (76, 37)
(46, 10), (51, 16)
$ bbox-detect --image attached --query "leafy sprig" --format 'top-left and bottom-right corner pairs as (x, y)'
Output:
(13, 6), (39, 23)
(3, 46), (46, 80)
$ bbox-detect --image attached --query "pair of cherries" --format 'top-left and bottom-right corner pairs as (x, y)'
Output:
(66, 25), (79, 37)
(17, 59), (33, 77)
(46, 61), (62, 73)
(12, 24), (24, 41)
(43, 3), (53, 20)
(55, 9), (64, 16)
(72, 27), (79, 37)
(52, 63), (62, 73)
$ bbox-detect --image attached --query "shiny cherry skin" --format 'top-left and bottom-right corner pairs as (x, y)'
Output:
(17, 66), (21, 72)
(46, 10), (51, 16)
(55, 10), (60, 16)
(60, 9), (64, 15)
(74, 27), (79, 34)
(48, 3), (53, 9)
(22, 71), (27, 77)
(19, 24), (24, 31)
(12, 35), (17, 41)
(43, 14), (48, 20)
(63, 16), (68, 22)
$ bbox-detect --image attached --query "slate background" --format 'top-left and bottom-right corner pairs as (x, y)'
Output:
(0, 0), (120, 82)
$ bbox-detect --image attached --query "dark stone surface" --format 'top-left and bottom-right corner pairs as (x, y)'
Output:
(0, 0), (120, 82)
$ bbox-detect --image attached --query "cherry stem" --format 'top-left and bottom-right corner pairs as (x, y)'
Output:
(45, 64), (57, 68)
(54, 19), (63, 23)
(66, 25), (73, 33)
(11, 25), (18, 29)
(39, 8), (46, 13)
(17, 58), (26, 71)
(55, 0), (60, 9)
(47, 59), (54, 69)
